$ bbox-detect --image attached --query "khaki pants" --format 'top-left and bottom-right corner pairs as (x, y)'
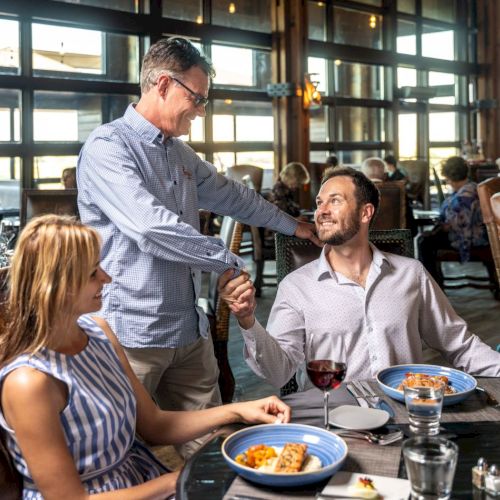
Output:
(123, 336), (222, 458)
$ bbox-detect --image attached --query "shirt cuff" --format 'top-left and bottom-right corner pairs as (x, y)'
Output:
(240, 318), (267, 354)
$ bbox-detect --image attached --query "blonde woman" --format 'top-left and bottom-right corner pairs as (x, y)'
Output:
(0, 215), (290, 499)
(268, 162), (310, 217)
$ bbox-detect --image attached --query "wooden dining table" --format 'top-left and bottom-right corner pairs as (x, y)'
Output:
(176, 378), (500, 500)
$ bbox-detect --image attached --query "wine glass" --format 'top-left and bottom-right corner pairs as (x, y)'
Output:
(305, 333), (347, 429)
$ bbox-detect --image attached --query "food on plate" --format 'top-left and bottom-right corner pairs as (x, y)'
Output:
(397, 372), (456, 394)
(348, 476), (380, 499)
(235, 444), (277, 469)
(235, 442), (322, 473)
(274, 443), (308, 473)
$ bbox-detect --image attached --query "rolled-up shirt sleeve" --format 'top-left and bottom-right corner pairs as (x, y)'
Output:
(418, 265), (500, 376)
(241, 286), (306, 388)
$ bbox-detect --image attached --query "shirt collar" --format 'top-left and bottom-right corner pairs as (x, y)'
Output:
(314, 241), (391, 282)
(123, 103), (164, 144)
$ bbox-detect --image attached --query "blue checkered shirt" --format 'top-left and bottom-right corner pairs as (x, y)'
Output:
(77, 104), (297, 348)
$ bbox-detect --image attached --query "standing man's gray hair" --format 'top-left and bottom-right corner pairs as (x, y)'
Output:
(140, 37), (215, 93)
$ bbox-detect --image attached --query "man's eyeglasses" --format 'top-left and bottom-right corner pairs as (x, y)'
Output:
(171, 77), (209, 107)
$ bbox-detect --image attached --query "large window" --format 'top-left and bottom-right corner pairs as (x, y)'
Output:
(0, 1), (274, 194)
(309, 0), (477, 174)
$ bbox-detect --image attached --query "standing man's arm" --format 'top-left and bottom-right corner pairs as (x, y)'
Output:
(78, 135), (243, 275)
(417, 265), (500, 376)
(194, 157), (321, 246)
(218, 270), (305, 388)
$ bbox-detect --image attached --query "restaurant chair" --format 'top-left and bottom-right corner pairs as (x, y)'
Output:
(477, 177), (500, 300)
(468, 162), (500, 183)
(308, 162), (328, 206)
(226, 165), (264, 193)
(276, 229), (414, 285)
(400, 160), (431, 210)
(432, 166), (446, 205)
(275, 229), (414, 396)
(0, 271), (20, 499)
(226, 173), (275, 296)
(435, 177), (499, 298)
(199, 215), (244, 403)
(371, 180), (406, 230)
(21, 188), (79, 228)
(0, 432), (21, 500)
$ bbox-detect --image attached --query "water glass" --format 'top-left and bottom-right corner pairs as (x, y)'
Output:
(404, 380), (445, 436)
(403, 436), (458, 500)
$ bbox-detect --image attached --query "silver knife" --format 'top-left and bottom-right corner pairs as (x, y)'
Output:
(346, 383), (369, 408)
(476, 386), (500, 408)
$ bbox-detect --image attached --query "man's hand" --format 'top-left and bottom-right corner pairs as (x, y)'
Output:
(218, 269), (257, 329)
(294, 220), (323, 247)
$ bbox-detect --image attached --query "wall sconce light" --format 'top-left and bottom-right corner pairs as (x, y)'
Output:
(369, 15), (377, 29)
(303, 73), (321, 110)
(228, 2), (236, 14)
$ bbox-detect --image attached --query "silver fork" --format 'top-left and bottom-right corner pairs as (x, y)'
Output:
(331, 428), (403, 445)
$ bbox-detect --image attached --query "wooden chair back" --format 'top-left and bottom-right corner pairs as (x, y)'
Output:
(226, 165), (264, 193)
(276, 229), (414, 285)
(0, 431), (22, 500)
(372, 180), (406, 230)
(21, 189), (79, 228)
(400, 160), (430, 209)
(201, 215), (244, 403)
(478, 177), (500, 293)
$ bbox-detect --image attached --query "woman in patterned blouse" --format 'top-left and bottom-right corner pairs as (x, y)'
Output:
(418, 156), (488, 286)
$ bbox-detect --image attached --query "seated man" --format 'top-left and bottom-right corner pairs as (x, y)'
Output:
(219, 167), (500, 390)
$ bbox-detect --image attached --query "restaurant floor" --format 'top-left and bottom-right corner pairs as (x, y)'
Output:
(154, 258), (500, 470)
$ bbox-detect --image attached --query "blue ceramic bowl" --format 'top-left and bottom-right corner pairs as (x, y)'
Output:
(221, 423), (347, 487)
(376, 364), (477, 406)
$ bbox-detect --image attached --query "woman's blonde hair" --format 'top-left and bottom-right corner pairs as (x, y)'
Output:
(279, 162), (310, 186)
(0, 215), (101, 365)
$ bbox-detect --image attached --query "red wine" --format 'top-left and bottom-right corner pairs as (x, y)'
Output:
(306, 360), (347, 390)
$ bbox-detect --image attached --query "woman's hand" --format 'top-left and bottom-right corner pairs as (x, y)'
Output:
(231, 396), (291, 425)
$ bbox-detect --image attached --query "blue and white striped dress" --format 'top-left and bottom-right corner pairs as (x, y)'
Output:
(0, 315), (168, 498)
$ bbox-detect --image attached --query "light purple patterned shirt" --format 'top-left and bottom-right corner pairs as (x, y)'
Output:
(77, 104), (297, 349)
(242, 244), (500, 390)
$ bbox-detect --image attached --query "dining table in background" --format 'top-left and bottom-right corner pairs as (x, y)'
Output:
(176, 378), (500, 500)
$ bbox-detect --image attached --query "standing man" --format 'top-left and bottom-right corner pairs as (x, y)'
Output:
(77, 37), (317, 455)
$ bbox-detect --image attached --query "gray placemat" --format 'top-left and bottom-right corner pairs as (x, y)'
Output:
(223, 386), (403, 500)
(365, 378), (500, 423)
(222, 439), (402, 500)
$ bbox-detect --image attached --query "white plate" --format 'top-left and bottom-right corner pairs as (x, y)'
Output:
(329, 405), (389, 430)
(322, 471), (410, 499)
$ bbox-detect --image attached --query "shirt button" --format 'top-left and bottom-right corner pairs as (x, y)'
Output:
(372, 355), (377, 361)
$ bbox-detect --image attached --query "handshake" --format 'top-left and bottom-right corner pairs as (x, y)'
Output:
(218, 269), (256, 330)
